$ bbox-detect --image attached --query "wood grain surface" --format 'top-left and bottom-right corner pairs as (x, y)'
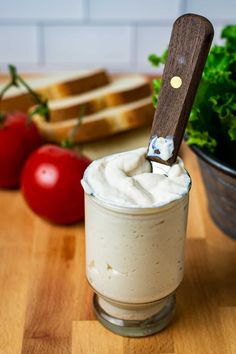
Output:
(147, 14), (213, 165)
(0, 141), (236, 354)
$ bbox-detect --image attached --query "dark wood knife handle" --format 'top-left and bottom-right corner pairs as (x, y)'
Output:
(147, 14), (214, 165)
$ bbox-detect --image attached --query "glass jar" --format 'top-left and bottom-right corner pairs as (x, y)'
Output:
(84, 190), (190, 337)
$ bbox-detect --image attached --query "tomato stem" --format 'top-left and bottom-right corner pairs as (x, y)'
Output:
(0, 64), (49, 121)
(0, 112), (5, 128)
(61, 106), (85, 150)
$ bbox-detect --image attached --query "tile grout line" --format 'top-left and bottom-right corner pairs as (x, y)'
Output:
(37, 24), (45, 67)
(0, 19), (233, 26)
(83, 0), (90, 24)
(179, 0), (188, 14)
(130, 24), (138, 71)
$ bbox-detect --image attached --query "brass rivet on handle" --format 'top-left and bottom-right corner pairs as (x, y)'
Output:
(170, 76), (182, 88)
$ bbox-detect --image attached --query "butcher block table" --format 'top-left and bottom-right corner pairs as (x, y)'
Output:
(0, 125), (236, 354)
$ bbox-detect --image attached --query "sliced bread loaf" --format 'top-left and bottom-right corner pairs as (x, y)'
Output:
(33, 97), (154, 144)
(0, 69), (109, 113)
(48, 75), (151, 122)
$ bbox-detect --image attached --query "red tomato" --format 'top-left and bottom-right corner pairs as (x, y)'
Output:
(0, 112), (42, 188)
(21, 144), (91, 225)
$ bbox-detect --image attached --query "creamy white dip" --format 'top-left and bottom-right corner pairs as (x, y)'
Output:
(148, 136), (174, 161)
(82, 147), (190, 208)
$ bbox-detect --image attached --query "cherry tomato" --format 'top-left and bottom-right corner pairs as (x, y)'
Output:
(21, 144), (91, 225)
(0, 112), (42, 188)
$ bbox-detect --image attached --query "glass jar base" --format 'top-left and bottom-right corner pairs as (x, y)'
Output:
(93, 293), (176, 337)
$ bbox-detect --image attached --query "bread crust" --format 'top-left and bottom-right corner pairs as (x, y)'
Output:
(33, 98), (154, 144)
(1, 69), (109, 113)
(49, 79), (151, 122)
(41, 70), (110, 99)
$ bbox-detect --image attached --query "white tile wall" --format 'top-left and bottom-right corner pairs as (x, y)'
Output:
(89, 0), (180, 21)
(137, 26), (172, 72)
(0, 0), (235, 73)
(44, 26), (132, 69)
(0, 0), (84, 20)
(0, 26), (38, 63)
(186, 0), (236, 20)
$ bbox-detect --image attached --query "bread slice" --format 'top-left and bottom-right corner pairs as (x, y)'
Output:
(0, 69), (109, 113)
(48, 75), (151, 122)
(33, 97), (154, 144)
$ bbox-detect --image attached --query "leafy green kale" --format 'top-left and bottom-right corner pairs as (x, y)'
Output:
(149, 25), (236, 167)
